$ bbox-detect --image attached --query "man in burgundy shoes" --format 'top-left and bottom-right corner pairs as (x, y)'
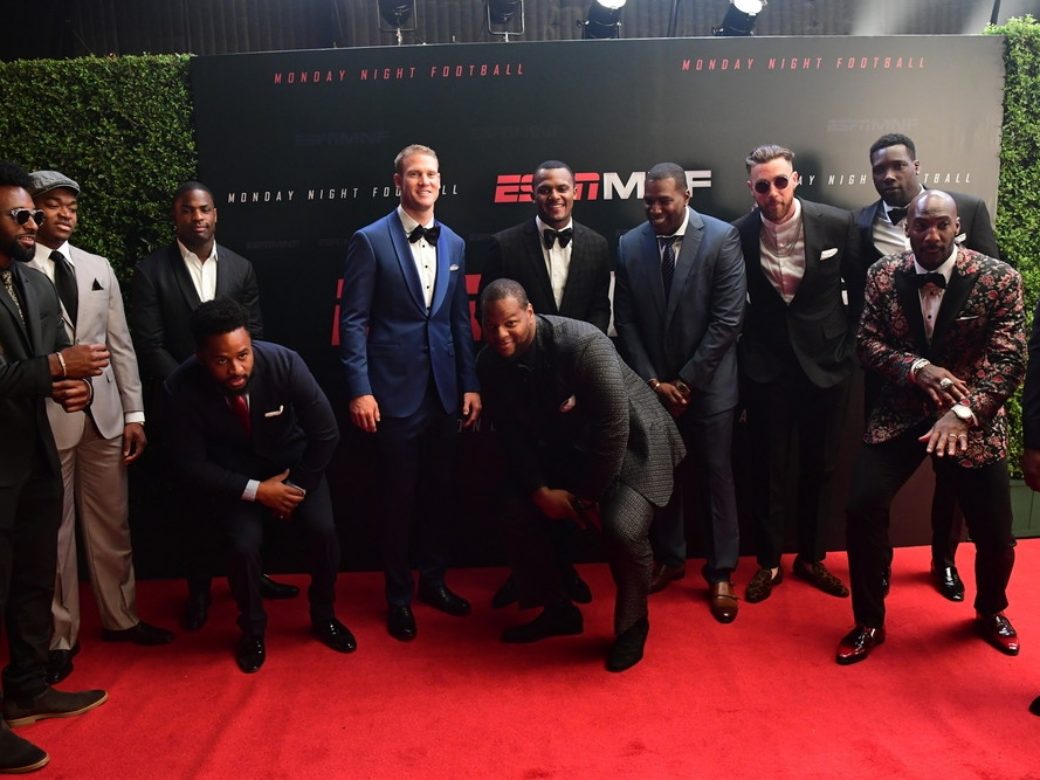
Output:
(837, 191), (1024, 665)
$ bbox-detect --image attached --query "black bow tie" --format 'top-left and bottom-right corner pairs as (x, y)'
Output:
(542, 227), (573, 249)
(913, 271), (946, 289)
(888, 207), (908, 225)
(408, 224), (440, 244)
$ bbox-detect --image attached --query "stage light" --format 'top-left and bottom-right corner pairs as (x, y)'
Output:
(377, 0), (416, 45)
(486, 0), (525, 41)
(713, 0), (765, 37)
(579, 0), (627, 40)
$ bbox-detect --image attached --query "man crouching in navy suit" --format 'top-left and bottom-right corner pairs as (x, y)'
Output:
(162, 299), (354, 673)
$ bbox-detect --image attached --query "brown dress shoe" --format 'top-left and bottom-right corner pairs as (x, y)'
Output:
(835, 625), (885, 665)
(745, 567), (782, 603)
(793, 556), (849, 597)
(709, 581), (739, 623)
(649, 562), (686, 594)
(975, 612), (1019, 656)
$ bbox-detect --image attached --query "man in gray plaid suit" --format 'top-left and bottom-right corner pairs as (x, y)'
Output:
(476, 278), (685, 672)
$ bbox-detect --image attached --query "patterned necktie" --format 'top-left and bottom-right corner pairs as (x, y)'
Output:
(1, 269), (25, 325)
(51, 250), (78, 326)
(229, 393), (251, 437)
(659, 237), (677, 298)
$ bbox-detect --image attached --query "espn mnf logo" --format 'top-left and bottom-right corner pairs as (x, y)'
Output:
(494, 170), (711, 203)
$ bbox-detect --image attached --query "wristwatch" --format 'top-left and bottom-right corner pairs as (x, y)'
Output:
(951, 404), (973, 423)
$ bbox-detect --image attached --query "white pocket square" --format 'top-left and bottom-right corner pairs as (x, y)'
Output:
(820, 248), (838, 260)
(955, 315), (980, 322)
(263, 405), (285, 418)
(449, 264), (460, 272)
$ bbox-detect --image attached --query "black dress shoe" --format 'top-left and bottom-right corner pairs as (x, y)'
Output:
(835, 625), (885, 665)
(46, 643), (80, 685)
(566, 568), (592, 604)
(491, 574), (519, 609)
(101, 621), (175, 645)
(1029, 696), (1040, 716)
(417, 582), (471, 616)
(975, 612), (1019, 655)
(745, 567), (782, 603)
(259, 574), (300, 600)
(0, 723), (48, 773)
(606, 616), (649, 672)
(501, 603), (583, 643)
(387, 605), (417, 642)
(235, 635), (265, 673)
(312, 618), (357, 653)
(930, 564), (965, 602)
(181, 595), (211, 631)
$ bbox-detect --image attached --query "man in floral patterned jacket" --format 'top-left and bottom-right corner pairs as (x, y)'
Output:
(836, 190), (1025, 665)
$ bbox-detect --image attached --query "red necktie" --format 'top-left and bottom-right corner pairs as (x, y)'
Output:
(229, 394), (251, 436)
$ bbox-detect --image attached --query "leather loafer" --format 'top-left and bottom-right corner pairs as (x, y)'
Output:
(931, 564), (965, 602)
(417, 582), (471, 616)
(649, 561), (686, 594)
(835, 625), (885, 665)
(501, 603), (583, 643)
(101, 621), (174, 645)
(745, 567), (782, 603)
(793, 556), (849, 597)
(606, 616), (649, 672)
(312, 618), (357, 653)
(709, 581), (739, 624)
(3, 686), (108, 727)
(0, 724), (48, 773)
(46, 643), (80, 685)
(975, 612), (1019, 656)
(181, 594), (211, 632)
(387, 605), (417, 642)
(259, 573), (299, 600)
(235, 634), (265, 673)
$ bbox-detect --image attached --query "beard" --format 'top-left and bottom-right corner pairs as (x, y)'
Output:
(3, 234), (35, 263)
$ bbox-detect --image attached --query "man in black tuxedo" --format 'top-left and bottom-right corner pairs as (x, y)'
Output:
(855, 133), (1000, 602)
(614, 162), (746, 622)
(479, 159), (609, 609)
(130, 181), (297, 629)
(161, 299), (355, 673)
(0, 161), (110, 773)
(734, 144), (863, 605)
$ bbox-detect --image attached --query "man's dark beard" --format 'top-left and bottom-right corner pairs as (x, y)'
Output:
(3, 234), (34, 263)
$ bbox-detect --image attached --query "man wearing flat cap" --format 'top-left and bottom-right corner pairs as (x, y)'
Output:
(29, 170), (173, 686)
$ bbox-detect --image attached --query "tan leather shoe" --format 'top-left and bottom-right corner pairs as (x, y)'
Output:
(709, 581), (739, 623)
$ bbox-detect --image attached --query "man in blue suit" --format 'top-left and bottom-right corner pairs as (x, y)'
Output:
(614, 162), (746, 623)
(340, 144), (481, 642)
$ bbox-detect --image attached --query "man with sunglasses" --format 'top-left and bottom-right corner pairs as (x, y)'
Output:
(855, 134), (1000, 603)
(0, 161), (112, 773)
(28, 170), (173, 688)
(734, 144), (863, 605)
(614, 162), (746, 622)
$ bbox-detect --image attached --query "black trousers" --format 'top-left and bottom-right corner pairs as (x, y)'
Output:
(219, 476), (340, 637)
(744, 370), (849, 569)
(846, 423), (1015, 628)
(0, 453), (61, 701)
(373, 384), (458, 606)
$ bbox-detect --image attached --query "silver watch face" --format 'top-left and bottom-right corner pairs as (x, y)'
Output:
(953, 405), (972, 421)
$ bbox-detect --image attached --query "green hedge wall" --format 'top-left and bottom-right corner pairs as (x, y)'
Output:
(987, 16), (1040, 477)
(0, 54), (197, 283)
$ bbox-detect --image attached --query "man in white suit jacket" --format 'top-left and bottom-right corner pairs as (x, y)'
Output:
(29, 171), (172, 685)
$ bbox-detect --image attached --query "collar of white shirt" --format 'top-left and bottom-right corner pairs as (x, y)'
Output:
(397, 204), (434, 235)
(534, 215), (574, 238)
(176, 238), (218, 265)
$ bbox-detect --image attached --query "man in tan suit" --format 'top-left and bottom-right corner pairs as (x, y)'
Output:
(29, 170), (173, 685)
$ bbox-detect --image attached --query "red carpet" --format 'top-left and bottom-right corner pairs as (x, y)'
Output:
(12, 542), (1040, 778)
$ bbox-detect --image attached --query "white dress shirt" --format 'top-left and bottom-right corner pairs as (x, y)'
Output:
(535, 215), (574, 310)
(397, 205), (436, 310)
(177, 239), (219, 302)
(759, 198), (805, 304)
(915, 248), (957, 343)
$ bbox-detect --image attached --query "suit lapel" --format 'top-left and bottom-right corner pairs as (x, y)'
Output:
(931, 250), (977, 351)
(13, 264), (43, 353)
(169, 245), (202, 311)
(429, 221), (451, 315)
(893, 262), (930, 355)
(792, 199), (821, 306)
(523, 219), (557, 314)
(387, 212), (426, 313)
(0, 268), (30, 349)
(665, 208), (703, 325)
(638, 225), (667, 320)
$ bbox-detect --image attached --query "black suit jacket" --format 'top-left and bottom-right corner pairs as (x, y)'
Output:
(734, 198), (863, 389)
(161, 341), (339, 500)
(855, 190), (999, 272)
(130, 242), (263, 383)
(0, 262), (70, 490)
(480, 218), (611, 333)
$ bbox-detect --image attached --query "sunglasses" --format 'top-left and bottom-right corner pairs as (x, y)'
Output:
(5, 208), (46, 226)
(753, 176), (791, 194)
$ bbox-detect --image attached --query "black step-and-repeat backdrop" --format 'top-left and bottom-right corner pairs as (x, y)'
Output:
(173, 36), (1004, 573)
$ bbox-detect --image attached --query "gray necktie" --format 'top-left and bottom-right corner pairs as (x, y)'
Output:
(1, 269), (25, 325)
